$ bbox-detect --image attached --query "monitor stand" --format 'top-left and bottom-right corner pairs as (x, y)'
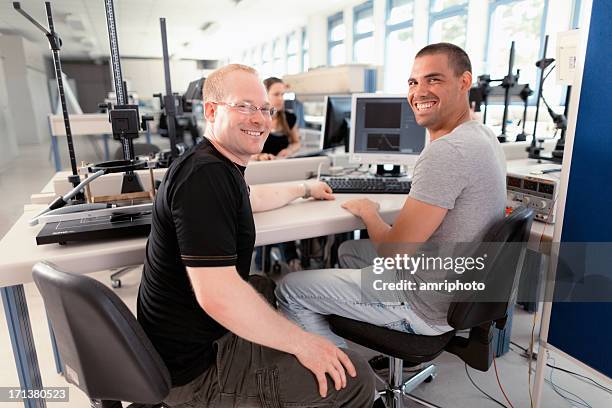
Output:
(376, 164), (405, 177)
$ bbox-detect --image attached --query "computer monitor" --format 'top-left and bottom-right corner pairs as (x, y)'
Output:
(182, 77), (205, 112)
(349, 93), (427, 171)
(284, 93), (305, 128)
(320, 95), (352, 151)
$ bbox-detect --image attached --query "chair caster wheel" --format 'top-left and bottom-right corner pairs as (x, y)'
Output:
(424, 375), (434, 383)
(112, 279), (122, 288)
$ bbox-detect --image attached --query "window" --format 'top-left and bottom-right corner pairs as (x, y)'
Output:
(272, 38), (285, 75)
(328, 12), (346, 66)
(385, 0), (415, 92)
(428, 0), (468, 48)
(353, 1), (375, 64)
(486, 0), (547, 98)
(287, 32), (299, 74)
(261, 43), (273, 78)
(251, 47), (261, 71)
(302, 27), (309, 72)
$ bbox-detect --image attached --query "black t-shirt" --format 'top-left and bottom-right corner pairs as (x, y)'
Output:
(261, 111), (297, 155)
(137, 138), (255, 386)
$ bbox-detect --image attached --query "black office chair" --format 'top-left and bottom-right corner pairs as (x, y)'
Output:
(329, 207), (534, 408)
(32, 261), (171, 408)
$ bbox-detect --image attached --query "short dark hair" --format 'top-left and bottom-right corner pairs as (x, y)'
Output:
(415, 43), (472, 76)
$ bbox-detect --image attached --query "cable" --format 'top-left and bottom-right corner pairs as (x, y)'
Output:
(493, 359), (516, 408)
(547, 364), (612, 394)
(510, 341), (527, 352)
(528, 311), (538, 408)
(28, 169), (106, 225)
(547, 357), (593, 408)
(508, 341), (612, 396)
(542, 64), (556, 84)
(316, 161), (324, 180)
(464, 363), (508, 407)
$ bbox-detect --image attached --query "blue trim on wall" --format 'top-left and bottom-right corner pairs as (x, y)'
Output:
(548, 0), (612, 379)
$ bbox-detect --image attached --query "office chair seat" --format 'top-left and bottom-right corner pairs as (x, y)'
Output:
(329, 316), (455, 364)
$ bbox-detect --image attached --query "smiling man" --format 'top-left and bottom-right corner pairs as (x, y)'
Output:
(137, 64), (376, 407)
(276, 43), (506, 346)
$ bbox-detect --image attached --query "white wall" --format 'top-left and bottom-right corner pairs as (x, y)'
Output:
(0, 47), (18, 169)
(0, 35), (51, 145)
(120, 58), (211, 101)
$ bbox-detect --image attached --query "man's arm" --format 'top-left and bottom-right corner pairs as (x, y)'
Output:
(342, 197), (447, 251)
(187, 266), (355, 397)
(249, 180), (334, 213)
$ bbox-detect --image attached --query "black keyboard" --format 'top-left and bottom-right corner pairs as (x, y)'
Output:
(321, 177), (411, 194)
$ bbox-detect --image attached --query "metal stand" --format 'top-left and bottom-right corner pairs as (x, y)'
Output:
(13, 2), (83, 201)
(1, 285), (46, 408)
(498, 41), (517, 143)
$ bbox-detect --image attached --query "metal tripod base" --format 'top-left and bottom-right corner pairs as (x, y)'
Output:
(377, 359), (439, 408)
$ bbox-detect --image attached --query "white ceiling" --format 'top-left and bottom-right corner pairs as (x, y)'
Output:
(0, 0), (352, 60)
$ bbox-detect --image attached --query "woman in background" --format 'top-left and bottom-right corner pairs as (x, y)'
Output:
(253, 77), (301, 160)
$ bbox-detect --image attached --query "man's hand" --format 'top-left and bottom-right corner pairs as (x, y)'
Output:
(277, 148), (290, 158)
(294, 332), (357, 398)
(252, 152), (276, 161)
(341, 198), (380, 218)
(308, 181), (335, 201)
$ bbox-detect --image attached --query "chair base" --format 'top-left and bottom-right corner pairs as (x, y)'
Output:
(110, 265), (139, 288)
(377, 359), (439, 408)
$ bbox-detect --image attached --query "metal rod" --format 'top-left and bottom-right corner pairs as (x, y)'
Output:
(532, 35), (549, 145)
(103, 0), (135, 164)
(45, 2), (79, 178)
(104, 0), (125, 106)
(500, 41), (515, 142)
(13, 2), (48, 34)
(160, 18), (178, 158)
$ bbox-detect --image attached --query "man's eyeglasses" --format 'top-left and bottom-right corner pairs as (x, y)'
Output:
(212, 101), (277, 117)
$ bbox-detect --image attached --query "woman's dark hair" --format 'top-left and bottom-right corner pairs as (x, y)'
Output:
(263, 77), (291, 137)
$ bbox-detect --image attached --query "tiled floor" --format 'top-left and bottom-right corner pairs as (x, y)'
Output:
(1, 141), (610, 407)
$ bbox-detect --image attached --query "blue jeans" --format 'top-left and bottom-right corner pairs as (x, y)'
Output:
(276, 267), (416, 348)
(276, 239), (451, 347)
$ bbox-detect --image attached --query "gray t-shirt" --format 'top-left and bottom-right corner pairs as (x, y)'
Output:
(404, 120), (507, 328)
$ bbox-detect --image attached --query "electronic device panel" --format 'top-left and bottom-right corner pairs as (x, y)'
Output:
(506, 172), (558, 223)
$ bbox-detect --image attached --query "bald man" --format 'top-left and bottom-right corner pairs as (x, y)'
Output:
(137, 64), (375, 407)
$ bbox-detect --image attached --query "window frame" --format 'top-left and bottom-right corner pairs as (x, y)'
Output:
(484, 0), (550, 105)
(427, 0), (469, 47)
(383, 0), (415, 92)
(352, 0), (375, 63)
(327, 12), (345, 65)
(301, 27), (309, 72)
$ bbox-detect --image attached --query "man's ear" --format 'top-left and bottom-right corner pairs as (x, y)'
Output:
(460, 71), (473, 92)
(204, 101), (216, 123)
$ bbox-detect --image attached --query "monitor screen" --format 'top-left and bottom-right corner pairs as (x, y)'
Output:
(321, 96), (352, 151)
(350, 94), (427, 166)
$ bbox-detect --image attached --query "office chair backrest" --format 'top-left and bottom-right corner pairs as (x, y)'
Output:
(444, 207), (533, 371)
(32, 261), (170, 404)
(447, 207), (534, 330)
